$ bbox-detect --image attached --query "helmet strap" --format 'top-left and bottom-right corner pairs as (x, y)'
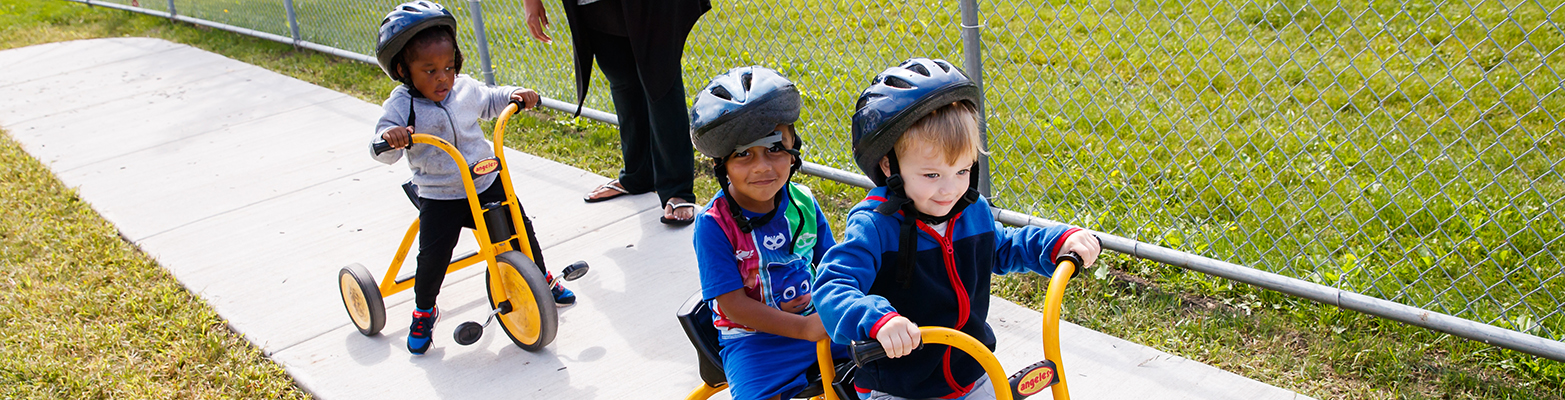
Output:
(874, 153), (982, 288)
(715, 127), (807, 234)
(786, 125), (805, 176)
(714, 157), (787, 234)
(405, 92), (418, 135)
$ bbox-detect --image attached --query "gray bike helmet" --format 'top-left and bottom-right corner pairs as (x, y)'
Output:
(851, 58), (981, 186)
(689, 66), (802, 159)
(375, 1), (458, 80)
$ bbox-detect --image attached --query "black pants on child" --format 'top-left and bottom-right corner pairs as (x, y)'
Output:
(414, 181), (507, 310)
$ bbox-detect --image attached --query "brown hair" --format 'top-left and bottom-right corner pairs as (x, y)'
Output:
(894, 101), (985, 164)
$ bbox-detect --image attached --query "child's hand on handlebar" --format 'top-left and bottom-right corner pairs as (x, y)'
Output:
(1058, 232), (1102, 270)
(876, 315), (921, 359)
(381, 126), (413, 149)
(511, 88), (541, 110)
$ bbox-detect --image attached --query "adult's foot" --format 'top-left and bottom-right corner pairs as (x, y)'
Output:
(660, 197), (697, 226)
(583, 180), (630, 203)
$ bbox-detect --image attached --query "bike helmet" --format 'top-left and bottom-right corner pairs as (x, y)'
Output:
(851, 58), (981, 186)
(851, 58), (984, 288)
(375, 1), (458, 80)
(690, 66), (802, 159)
(689, 66), (805, 233)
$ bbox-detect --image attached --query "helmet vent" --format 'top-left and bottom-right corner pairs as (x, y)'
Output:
(710, 85), (733, 101)
(907, 63), (931, 77)
(883, 75), (914, 89)
(856, 93), (882, 110)
(935, 60), (953, 73)
(741, 72), (753, 92)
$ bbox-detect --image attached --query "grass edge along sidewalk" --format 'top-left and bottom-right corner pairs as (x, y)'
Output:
(0, 128), (310, 399)
(0, 1), (1560, 399)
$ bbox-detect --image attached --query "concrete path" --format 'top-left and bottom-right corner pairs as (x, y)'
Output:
(0, 38), (1312, 400)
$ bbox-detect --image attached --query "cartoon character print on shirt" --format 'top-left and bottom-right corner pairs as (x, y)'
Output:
(792, 232), (817, 256)
(762, 232), (787, 251)
(707, 182), (826, 338)
(743, 259), (815, 315)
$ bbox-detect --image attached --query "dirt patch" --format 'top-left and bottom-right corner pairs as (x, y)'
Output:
(1104, 268), (1237, 314)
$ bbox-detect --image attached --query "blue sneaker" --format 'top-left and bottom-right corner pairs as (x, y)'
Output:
(547, 273), (576, 306)
(407, 306), (439, 355)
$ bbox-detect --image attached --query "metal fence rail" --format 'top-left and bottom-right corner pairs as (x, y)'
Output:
(63, 0), (1564, 361)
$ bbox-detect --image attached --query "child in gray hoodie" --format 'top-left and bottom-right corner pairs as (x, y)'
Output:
(369, 0), (573, 355)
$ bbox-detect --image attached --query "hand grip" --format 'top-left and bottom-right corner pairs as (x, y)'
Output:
(371, 140), (394, 156)
(850, 340), (886, 367)
(849, 340), (924, 368)
(1054, 251), (1083, 280)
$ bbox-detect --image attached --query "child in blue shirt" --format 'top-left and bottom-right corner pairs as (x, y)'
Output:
(689, 66), (847, 400)
(369, 1), (572, 355)
(813, 58), (1103, 399)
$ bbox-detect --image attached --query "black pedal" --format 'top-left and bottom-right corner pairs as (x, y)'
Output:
(1007, 359), (1060, 400)
(561, 261), (590, 281)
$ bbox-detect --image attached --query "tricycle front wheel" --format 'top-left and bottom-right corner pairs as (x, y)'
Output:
(488, 251), (557, 351)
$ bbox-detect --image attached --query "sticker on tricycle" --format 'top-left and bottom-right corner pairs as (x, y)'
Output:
(1008, 359), (1060, 398)
(471, 157), (501, 175)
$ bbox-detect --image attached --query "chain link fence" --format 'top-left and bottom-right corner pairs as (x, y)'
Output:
(979, 0), (1563, 344)
(70, 0), (1562, 353)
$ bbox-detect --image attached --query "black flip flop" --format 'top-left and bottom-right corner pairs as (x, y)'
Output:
(583, 180), (630, 203)
(660, 198), (697, 226)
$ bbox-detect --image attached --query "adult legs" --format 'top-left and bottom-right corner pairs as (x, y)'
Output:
(588, 31), (656, 196)
(585, 28), (696, 210)
(642, 76), (696, 205)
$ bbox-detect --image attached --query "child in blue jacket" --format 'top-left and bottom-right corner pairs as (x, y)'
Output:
(689, 66), (847, 400)
(813, 58), (1102, 400)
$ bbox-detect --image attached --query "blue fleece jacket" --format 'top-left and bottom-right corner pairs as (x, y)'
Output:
(813, 187), (1082, 399)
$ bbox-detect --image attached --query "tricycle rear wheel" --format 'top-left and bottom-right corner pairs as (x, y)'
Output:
(338, 263), (386, 336)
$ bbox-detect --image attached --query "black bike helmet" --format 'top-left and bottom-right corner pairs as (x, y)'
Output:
(851, 58), (981, 186)
(690, 66), (802, 159)
(375, 1), (458, 80)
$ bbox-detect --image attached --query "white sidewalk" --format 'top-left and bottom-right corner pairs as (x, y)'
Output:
(0, 38), (1311, 400)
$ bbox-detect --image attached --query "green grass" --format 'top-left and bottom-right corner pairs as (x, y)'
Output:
(71, 0), (1565, 341)
(2, 0), (1562, 399)
(454, 0), (1565, 342)
(0, 133), (308, 399)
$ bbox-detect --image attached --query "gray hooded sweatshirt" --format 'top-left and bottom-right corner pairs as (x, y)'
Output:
(371, 75), (519, 200)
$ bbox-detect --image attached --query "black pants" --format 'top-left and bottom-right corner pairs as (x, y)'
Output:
(581, 17), (696, 205)
(413, 182), (507, 310)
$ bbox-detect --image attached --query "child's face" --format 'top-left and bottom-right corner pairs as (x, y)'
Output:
(403, 39), (457, 102)
(882, 138), (975, 217)
(725, 125), (796, 209)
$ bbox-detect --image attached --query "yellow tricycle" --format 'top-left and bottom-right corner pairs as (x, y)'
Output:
(338, 101), (587, 351)
(678, 253), (1084, 400)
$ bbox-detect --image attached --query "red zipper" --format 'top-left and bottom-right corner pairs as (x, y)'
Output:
(916, 220), (975, 397)
(916, 220), (968, 329)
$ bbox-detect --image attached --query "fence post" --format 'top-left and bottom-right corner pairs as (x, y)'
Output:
(284, 0), (302, 48)
(468, 0), (497, 85)
(166, 0), (176, 18)
(959, 0), (989, 197)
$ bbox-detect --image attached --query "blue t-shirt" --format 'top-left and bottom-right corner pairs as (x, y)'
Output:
(695, 183), (836, 342)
